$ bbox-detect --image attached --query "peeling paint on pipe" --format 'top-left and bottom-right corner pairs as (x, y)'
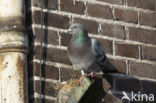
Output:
(0, 53), (28, 103)
(0, 0), (25, 32)
(0, 0), (24, 18)
(0, 0), (28, 103)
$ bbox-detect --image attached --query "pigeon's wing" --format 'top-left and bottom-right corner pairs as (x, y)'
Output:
(91, 39), (107, 65)
(91, 39), (118, 73)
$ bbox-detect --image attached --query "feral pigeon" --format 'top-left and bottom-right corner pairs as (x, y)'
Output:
(67, 23), (118, 76)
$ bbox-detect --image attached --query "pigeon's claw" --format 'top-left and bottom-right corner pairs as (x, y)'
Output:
(87, 72), (94, 78)
(77, 75), (84, 86)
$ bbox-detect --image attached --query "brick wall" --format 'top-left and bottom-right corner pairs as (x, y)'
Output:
(27, 0), (156, 103)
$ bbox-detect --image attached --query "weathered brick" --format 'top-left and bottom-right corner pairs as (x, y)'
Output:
(101, 23), (125, 39)
(130, 62), (156, 79)
(31, 0), (57, 10)
(127, 0), (155, 10)
(114, 8), (138, 23)
(141, 46), (156, 61)
(97, 0), (123, 5)
(60, 67), (81, 81)
(108, 58), (127, 73)
(73, 18), (98, 34)
(34, 80), (63, 97)
(32, 10), (41, 24)
(33, 62), (59, 80)
(33, 28), (59, 45)
(35, 46), (71, 65)
(140, 12), (156, 27)
(115, 43), (139, 58)
(141, 80), (156, 94)
(46, 12), (70, 29)
(87, 3), (112, 19)
(60, 0), (85, 15)
(60, 32), (72, 46)
(32, 11), (70, 29)
(128, 27), (156, 45)
(95, 38), (112, 54)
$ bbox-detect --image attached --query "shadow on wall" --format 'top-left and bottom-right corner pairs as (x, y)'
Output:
(79, 77), (106, 103)
(77, 73), (156, 103)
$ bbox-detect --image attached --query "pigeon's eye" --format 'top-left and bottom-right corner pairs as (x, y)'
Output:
(73, 26), (77, 29)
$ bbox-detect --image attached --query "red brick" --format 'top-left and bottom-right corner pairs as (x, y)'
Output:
(101, 23), (125, 39)
(128, 27), (156, 45)
(127, 0), (155, 10)
(34, 80), (63, 97)
(46, 13), (70, 29)
(60, 32), (72, 46)
(115, 43), (139, 58)
(94, 38), (113, 54)
(32, 11), (70, 29)
(114, 8), (138, 23)
(33, 62), (59, 80)
(60, 0), (85, 15)
(108, 58), (127, 73)
(140, 12), (156, 27)
(60, 67), (81, 81)
(73, 18), (98, 34)
(97, 0), (123, 5)
(35, 46), (72, 65)
(31, 0), (57, 10)
(33, 28), (59, 45)
(87, 4), (112, 19)
(32, 11), (41, 24)
(130, 62), (156, 79)
(141, 46), (156, 61)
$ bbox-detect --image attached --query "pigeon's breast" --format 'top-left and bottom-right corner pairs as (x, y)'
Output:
(67, 42), (95, 70)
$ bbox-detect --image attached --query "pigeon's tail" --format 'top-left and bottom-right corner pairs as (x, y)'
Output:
(101, 58), (118, 73)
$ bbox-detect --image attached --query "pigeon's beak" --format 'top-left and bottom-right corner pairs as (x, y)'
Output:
(67, 28), (72, 34)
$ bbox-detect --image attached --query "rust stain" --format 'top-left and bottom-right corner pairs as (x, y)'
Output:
(8, 75), (11, 79)
(3, 61), (8, 69)
(21, 8), (24, 14)
(4, 98), (6, 101)
(0, 55), (4, 80)
(16, 55), (25, 101)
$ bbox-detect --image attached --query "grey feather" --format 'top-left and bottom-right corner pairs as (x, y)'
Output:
(67, 23), (118, 74)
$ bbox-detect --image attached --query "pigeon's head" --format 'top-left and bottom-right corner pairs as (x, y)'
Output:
(68, 23), (88, 37)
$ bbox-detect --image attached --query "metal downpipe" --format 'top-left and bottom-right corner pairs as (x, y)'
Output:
(0, 0), (28, 103)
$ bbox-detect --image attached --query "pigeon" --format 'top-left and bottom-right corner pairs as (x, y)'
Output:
(67, 23), (118, 83)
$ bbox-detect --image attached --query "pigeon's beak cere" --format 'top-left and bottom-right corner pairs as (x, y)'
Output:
(67, 28), (72, 34)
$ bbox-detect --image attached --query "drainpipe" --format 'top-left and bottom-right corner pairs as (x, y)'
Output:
(0, 0), (28, 103)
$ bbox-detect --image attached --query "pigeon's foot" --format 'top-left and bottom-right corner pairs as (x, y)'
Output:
(87, 72), (94, 78)
(77, 75), (84, 86)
